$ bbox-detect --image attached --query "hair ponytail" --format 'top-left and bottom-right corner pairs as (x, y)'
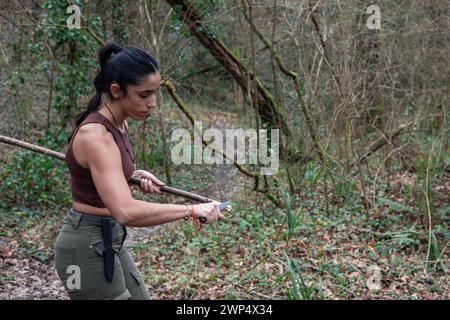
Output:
(67, 41), (159, 144)
(99, 42), (123, 70)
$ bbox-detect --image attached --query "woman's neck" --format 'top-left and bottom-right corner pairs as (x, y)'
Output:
(98, 100), (127, 132)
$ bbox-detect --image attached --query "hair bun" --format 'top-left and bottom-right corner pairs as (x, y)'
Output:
(98, 41), (123, 69)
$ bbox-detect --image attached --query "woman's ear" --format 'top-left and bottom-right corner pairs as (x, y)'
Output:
(110, 83), (122, 99)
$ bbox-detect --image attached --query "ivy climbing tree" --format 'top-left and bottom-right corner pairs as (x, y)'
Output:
(31, 0), (105, 131)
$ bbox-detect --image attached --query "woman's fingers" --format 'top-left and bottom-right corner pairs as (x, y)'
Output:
(152, 183), (162, 194)
(137, 172), (165, 194)
(140, 178), (151, 193)
(140, 177), (163, 194)
(215, 205), (224, 221)
(147, 173), (165, 186)
(193, 202), (226, 224)
(208, 204), (221, 223)
(153, 176), (165, 186)
(148, 178), (163, 194)
(147, 178), (153, 193)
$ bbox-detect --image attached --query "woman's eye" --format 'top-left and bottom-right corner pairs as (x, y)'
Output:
(140, 92), (155, 99)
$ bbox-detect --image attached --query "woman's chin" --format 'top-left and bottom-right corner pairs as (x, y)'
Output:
(131, 113), (150, 120)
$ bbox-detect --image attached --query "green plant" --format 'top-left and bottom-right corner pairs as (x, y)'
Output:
(0, 131), (71, 211)
(32, 0), (104, 128)
(283, 252), (317, 300)
(281, 189), (301, 243)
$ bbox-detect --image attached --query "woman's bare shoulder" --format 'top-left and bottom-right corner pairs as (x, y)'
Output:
(75, 122), (115, 143)
(72, 123), (117, 167)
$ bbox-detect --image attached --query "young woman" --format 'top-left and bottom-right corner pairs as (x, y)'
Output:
(55, 42), (224, 300)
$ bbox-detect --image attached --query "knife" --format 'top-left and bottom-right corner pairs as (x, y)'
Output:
(197, 200), (231, 224)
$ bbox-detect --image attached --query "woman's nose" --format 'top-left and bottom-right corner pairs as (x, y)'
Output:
(147, 95), (157, 107)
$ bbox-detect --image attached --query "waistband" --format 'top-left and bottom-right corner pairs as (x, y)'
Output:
(68, 208), (118, 227)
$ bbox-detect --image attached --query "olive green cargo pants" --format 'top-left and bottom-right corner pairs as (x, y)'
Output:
(54, 209), (150, 300)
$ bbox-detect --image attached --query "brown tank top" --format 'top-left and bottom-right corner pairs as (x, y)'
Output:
(65, 111), (136, 208)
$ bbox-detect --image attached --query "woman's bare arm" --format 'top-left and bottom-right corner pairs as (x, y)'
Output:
(79, 125), (222, 227)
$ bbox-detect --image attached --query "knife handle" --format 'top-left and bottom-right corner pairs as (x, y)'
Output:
(197, 200), (231, 224)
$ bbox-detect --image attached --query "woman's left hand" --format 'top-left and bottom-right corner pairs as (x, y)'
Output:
(132, 170), (165, 194)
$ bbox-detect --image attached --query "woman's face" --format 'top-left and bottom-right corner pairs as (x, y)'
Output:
(113, 72), (162, 121)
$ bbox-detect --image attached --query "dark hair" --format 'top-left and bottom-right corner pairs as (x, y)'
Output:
(68, 41), (159, 143)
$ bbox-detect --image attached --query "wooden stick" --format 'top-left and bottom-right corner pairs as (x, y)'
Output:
(0, 134), (220, 204)
(0, 134), (66, 161)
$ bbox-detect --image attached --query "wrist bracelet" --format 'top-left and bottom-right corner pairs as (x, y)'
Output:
(183, 203), (191, 221)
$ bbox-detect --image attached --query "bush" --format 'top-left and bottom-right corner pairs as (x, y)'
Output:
(0, 132), (71, 212)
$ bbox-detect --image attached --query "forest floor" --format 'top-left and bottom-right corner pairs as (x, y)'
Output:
(0, 104), (449, 300)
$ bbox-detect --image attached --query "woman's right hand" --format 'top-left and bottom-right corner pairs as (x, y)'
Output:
(191, 202), (225, 224)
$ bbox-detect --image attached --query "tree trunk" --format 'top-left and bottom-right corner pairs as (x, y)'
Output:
(165, 0), (291, 138)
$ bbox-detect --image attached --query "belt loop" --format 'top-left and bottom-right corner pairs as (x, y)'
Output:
(71, 209), (82, 229)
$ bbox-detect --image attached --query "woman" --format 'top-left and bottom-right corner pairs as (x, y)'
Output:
(55, 42), (224, 300)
